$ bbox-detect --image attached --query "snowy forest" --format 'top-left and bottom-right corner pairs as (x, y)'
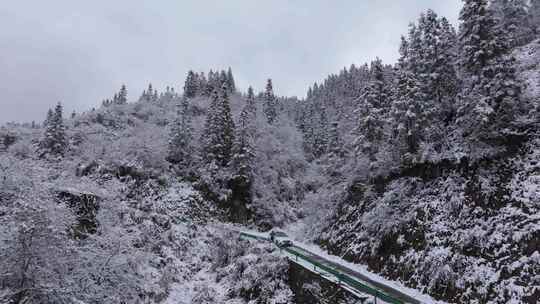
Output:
(1, 0), (540, 303)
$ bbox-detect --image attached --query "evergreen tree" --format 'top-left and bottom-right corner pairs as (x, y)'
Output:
(40, 103), (67, 158)
(198, 72), (208, 96)
(312, 102), (328, 158)
(147, 83), (154, 99)
(201, 84), (235, 166)
(227, 67), (236, 93)
(457, 0), (522, 144)
(245, 86), (257, 119)
(390, 11), (458, 160)
(219, 70), (228, 88)
(263, 79), (278, 124)
(184, 70), (198, 98)
(437, 17), (459, 122)
(44, 108), (53, 128)
(231, 103), (255, 185)
(354, 60), (389, 162)
(51, 102), (67, 156)
(327, 121), (342, 160)
(392, 69), (423, 157)
(219, 84), (236, 165)
(117, 85), (128, 104)
(167, 97), (193, 167)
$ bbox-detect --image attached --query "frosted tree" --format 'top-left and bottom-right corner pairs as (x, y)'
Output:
(393, 11), (458, 155)
(201, 84), (235, 167)
(353, 59), (389, 162)
(117, 85), (128, 104)
(147, 83), (154, 100)
(167, 97), (193, 168)
(263, 79), (278, 124)
(184, 70), (198, 98)
(230, 105), (255, 185)
(219, 70), (228, 89)
(39, 102), (67, 158)
(245, 86), (257, 119)
(327, 121), (342, 160)
(312, 102), (329, 158)
(140, 83), (154, 102)
(39, 109), (55, 156)
(457, 0), (522, 144)
(392, 69), (423, 157)
(437, 17), (459, 123)
(198, 72), (208, 96)
(226, 67), (236, 93)
(51, 102), (67, 156)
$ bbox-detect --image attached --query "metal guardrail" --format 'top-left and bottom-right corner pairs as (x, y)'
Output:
(239, 231), (406, 304)
(284, 246), (403, 304)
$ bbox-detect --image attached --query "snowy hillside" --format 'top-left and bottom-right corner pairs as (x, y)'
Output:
(2, 1), (540, 304)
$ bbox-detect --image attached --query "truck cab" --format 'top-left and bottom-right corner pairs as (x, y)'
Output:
(269, 229), (293, 247)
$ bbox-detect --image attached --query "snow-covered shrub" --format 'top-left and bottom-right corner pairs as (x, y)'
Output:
(214, 238), (294, 304)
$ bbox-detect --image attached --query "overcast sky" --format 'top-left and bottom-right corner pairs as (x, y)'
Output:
(0, 1), (462, 124)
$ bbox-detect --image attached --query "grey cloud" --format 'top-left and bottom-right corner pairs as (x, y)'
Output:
(0, 0), (461, 124)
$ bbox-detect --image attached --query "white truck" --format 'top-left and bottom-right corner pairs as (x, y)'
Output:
(269, 229), (293, 247)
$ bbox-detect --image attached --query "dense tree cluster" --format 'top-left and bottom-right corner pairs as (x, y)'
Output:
(167, 97), (193, 167)
(297, 1), (537, 167)
(102, 84), (128, 107)
(263, 79), (278, 124)
(183, 67), (236, 98)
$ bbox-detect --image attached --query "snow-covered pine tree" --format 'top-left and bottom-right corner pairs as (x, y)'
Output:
(51, 102), (67, 156)
(393, 68), (423, 158)
(147, 83), (154, 100)
(201, 90), (221, 166)
(263, 79), (277, 124)
(40, 103), (67, 158)
(312, 102), (328, 158)
(219, 70), (228, 90)
(353, 58), (389, 163)
(219, 83), (235, 165)
(184, 70), (198, 98)
(226, 67), (236, 93)
(198, 72), (209, 96)
(167, 97), (193, 168)
(207, 70), (218, 95)
(404, 10), (459, 149)
(437, 17), (459, 123)
(245, 86), (257, 120)
(230, 104), (255, 185)
(201, 84), (236, 167)
(39, 109), (55, 156)
(327, 121), (342, 160)
(117, 85), (128, 104)
(457, 0), (522, 145)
